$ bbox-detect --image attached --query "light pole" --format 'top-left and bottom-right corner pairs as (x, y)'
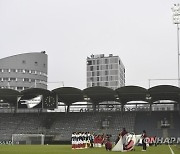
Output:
(172, 4), (180, 87)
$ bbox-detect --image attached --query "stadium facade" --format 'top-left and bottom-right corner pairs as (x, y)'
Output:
(86, 54), (125, 89)
(0, 52), (48, 91)
(0, 85), (180, 144)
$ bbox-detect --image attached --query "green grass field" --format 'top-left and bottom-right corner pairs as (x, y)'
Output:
(0, 144), (179, 154)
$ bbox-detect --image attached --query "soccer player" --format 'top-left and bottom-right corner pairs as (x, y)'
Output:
(105, 138), (112, 151)
(89, 133), (94, 148)
(120, 127), (128, 149)
(120, 127), (128, 137)
(87, 132), (91, 147)
(141, 130), (147, 151)
(71, 132), (76, 149)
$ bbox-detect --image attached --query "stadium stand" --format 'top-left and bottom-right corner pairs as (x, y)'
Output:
(0, 113), (45, 141)
(134, 111), (180, 138)
(0, 111), (180, 144)
(0, 85), (180, 145)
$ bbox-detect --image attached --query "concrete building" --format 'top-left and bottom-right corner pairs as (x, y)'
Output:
(0, 52), (48, 91)
(86, 54), (125, 89)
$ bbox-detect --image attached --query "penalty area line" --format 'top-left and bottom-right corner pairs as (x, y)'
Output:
(168, 144), (175, 154)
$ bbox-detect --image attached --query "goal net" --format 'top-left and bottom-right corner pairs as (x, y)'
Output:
(12, 134), (45, 145)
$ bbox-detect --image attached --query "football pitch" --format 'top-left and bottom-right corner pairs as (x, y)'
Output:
(0, 144), (179, 154)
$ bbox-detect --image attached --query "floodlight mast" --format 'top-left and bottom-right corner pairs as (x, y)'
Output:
(172, 4), (180, 87)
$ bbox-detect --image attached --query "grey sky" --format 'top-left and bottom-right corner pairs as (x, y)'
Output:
(0, 0), (179, 90)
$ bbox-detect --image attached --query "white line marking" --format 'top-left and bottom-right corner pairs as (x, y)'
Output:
(168, 144), (175, 154)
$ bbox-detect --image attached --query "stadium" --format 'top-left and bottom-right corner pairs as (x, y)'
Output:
(0, 85), (180, 153)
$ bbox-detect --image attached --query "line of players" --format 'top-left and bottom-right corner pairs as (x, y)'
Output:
(71, 132), (94, 149)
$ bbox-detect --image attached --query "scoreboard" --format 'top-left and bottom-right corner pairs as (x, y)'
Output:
(17, 94), (57, 109)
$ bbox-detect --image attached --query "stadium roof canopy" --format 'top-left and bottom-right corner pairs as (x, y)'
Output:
(0, 85), (180, 109)
(115, 86), (148, 105)
(0, 89), (20, 106)
(148, 85), (180, 103)
(83, 86), (117, 104)
(52, 87), (84, 106)
(21, 88), (51, 95)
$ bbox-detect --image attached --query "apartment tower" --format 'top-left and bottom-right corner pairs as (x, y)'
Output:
(86, 54), (125, 89)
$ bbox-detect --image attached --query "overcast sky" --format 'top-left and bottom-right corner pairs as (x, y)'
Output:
(0, 0), (180, 90)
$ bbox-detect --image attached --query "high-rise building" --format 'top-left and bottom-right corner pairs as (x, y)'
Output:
(86, 54), (125, 89)
(0, 52), (48, 91)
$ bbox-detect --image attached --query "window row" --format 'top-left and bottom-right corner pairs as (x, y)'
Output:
(0, 86), (32, 91)
(87, 76), (120, 82)
(21, 60), (46, 67)
(87, 64), (120, 71)
(87, 70), (121, 76)
(87, 81), (119, 87)
(87, 57), (119, 65)
(0, 77), (47, 84)
(0, 69), (47, 76)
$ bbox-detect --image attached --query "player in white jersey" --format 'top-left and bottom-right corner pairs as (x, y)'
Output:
(71, 132), (76, 149)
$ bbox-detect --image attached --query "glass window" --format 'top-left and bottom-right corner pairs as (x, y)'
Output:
(31, 70), (36, 74)
(87, 60), (92, 65)
(3, 78), (8, 81)
(90, 66), (93, 71)
(10, 78), (16, 81)
(25, 69), (30, 73)
(17, 69), (23, 73)
(10, 69), (16, 73)
(17, 87), (23, 90)
(24, 87), (29, 90)
(97, 60), (99, 64)
(105, 70), (108, 75)
(4, 69), (9, 72)
(23, 78), (29, 82)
